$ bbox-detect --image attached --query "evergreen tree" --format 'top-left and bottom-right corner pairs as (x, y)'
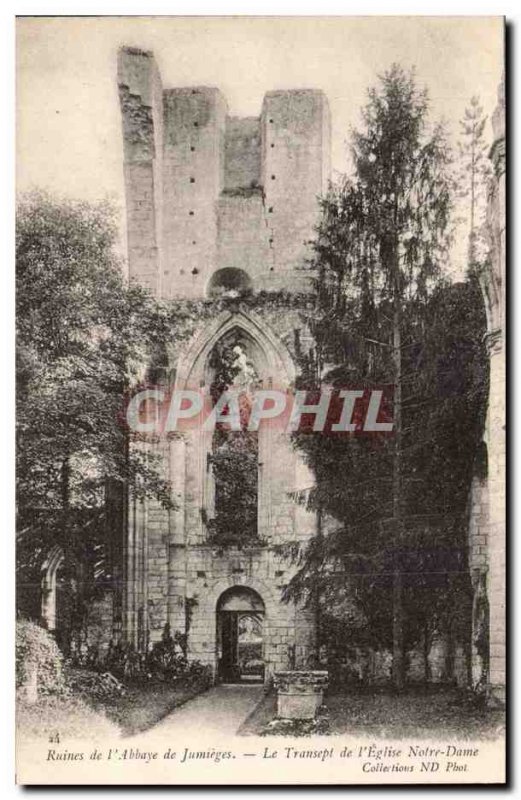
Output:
(456, 96), (492, 269)
(285, 66), (487, 687)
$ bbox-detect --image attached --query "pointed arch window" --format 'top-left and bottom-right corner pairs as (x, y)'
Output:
(206, 332), (259, 546)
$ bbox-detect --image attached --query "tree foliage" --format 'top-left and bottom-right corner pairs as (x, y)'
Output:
(16, 192), (188, 628)
(284, 66), (488, 682)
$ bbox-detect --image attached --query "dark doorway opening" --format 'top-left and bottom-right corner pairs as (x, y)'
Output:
(217, 587), (265, 683)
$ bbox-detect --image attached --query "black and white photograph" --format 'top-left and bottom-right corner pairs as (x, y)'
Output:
(14, 14), (505, 785)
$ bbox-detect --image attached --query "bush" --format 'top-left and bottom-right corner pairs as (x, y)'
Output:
(146, 624), (185, 680)
(64, 667), (126, 701)
(104, 640), (146, 681)
(182, 659), (213, 690)
(146, 624), (212, 688)
(101, 626), (213, 691)
(16, 619), (65, 697)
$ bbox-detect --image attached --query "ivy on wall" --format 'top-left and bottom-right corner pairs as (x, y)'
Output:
(161, 290), (309, 378)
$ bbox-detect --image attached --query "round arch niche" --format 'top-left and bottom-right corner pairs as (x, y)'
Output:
(207, 268), (252, 298)
(217, 586), (265, 613)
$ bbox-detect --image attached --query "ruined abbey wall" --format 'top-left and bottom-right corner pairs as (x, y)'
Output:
(482, 77), (506, 703)
(116, 47), (330, 679)
(115, 47), (505, 692)
(468, 77), (506, 703)
(118, 47), (330, 301)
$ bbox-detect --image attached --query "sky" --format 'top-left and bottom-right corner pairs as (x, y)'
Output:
(16, 16), (504, 274)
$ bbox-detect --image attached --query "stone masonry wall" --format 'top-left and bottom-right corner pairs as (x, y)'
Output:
(118, 48), (163, 295)
(118, 47), (329, 679)
(483, 79), (506, 703)
(258, 91), (330, 292)
(161, 87), (227, 299)
(224, 117), (262, 191)
(181, 549), (309, 678)
(468, 76), (506, 702)
(486, 341), (506, 700)
(118, 48), (331, 301)
(123, 428), (318, 677)
(216, 193), (272, 282)
(85, 594), (115, 657)
(122, 303), (318, 677)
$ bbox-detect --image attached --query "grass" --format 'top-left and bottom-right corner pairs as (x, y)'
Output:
(17, 672), (211, 742)
(100, 680), (210, 737)
(240, 686), (505, 740)
(17, 693), (120, 743)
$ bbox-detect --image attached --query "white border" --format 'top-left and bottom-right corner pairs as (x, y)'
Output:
(2, 5), (517, 797)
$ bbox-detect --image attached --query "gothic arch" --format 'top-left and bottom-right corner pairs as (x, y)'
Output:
(173, 310), (297, 543)
(174, 309), (296, 389)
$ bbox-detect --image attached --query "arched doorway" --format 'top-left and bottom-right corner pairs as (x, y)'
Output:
(216, 587), (265, 683)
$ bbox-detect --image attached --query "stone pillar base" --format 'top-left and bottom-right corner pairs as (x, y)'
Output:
(274, 670), (328, 720)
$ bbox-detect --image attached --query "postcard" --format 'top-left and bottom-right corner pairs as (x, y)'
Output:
(16, 15), (505, 785)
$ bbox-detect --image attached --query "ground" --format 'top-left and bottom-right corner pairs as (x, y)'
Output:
(18, 683), (505, 745)
(17, 676), (213, 743)
(17, 683), (264, 744)
(101, 681), (213, 737)
(141, 684), (264, 740)
(17, 694), (120, 742)
(239, 687), (506, 739)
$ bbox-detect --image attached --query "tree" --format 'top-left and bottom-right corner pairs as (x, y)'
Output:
(456, 96), (492, 269)
(284, 66), (487, 687)
(16, 192), (187, 640)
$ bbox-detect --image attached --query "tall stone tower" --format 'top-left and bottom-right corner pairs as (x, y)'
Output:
(117, 47), (331, 682)
(118, 47), (330, 300)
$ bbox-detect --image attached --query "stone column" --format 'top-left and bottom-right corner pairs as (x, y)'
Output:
(168, 434), (188, 635)
(123, 444), (148, 649)
(123, 493), (139, 646)
(486, 334), (506, 702)
(468, 471), (489, 687)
